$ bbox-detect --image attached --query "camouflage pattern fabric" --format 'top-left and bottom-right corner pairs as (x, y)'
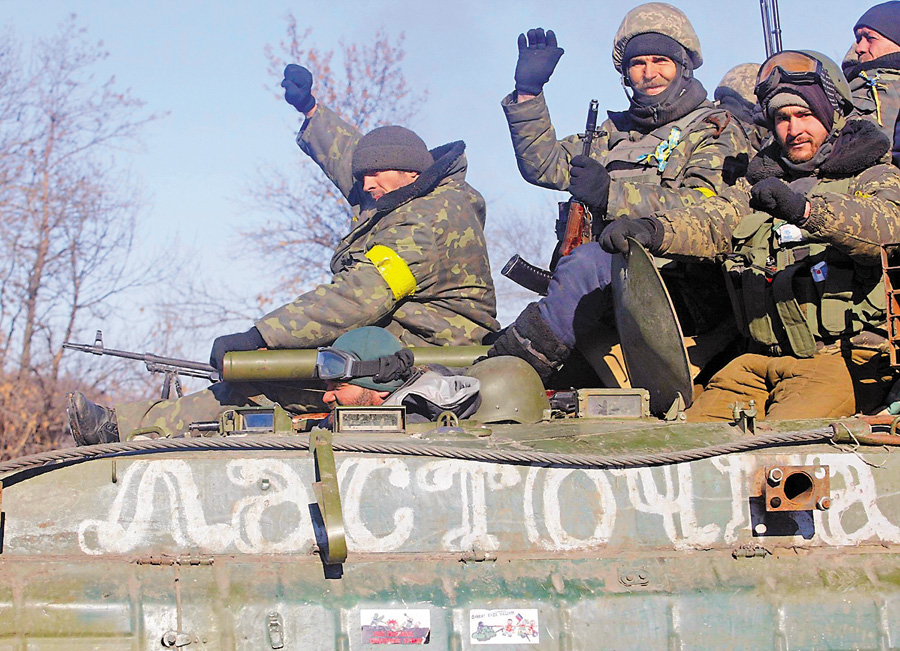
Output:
(501, 92), (751, 219)
(714, 63), (769, 154)
(612, 2), (703, 72)
(847, 65), (900, 156)
(255, 104), (499, 349)
(655, 122), (900, 342)
(716, 63), (759, 105)
(114, 381), (328, 439)
(658, 161), (900, 267)
(656, 119), (900, 419)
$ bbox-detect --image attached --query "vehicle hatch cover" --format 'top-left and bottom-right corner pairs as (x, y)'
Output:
(611, 239), (693, 414)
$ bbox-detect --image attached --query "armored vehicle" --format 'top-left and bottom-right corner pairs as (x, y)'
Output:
(3, 243), (900, 649)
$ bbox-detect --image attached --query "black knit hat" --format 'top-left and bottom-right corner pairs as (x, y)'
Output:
(351, 126), (434, 179)
(856, 2), (900, 47)
(622, 33), (692, 72)
(763, 83), (836, 132)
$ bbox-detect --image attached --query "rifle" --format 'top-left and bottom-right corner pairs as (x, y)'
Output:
(759, 0), (783, 58)
(63, 330), (219, 399)
(558, 99), (601, 258)
(501, 99), (602, 295)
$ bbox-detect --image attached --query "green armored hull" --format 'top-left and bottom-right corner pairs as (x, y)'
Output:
(2, 415), (900, 649)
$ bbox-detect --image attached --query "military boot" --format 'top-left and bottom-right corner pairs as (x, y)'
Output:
(486, 303), (570, 384)
(66, 392), (120, 446)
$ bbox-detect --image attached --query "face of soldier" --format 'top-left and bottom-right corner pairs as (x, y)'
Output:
(627, 55), (678, 95)
(362, 170), (420, 200)
(773, 105), (829, 164)
(323, 381), (390, 409)
(855, 27), (900, 62)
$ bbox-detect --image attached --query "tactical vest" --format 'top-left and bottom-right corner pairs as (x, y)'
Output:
(723, 177), (886, 358)
(601, 105), (726, 187)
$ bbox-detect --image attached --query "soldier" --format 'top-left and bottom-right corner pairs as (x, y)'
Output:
(308, 327), (483, 424)
(67, 325), (549, 442)
(845, 1), (900, 166)
(715, 63), (767, 154)
(489, 2), (750, 382)
(210, 63), (498, 365)
(601, 50), (900, 421)
(66, 65), (499, 444)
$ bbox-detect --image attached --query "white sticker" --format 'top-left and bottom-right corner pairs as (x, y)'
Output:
(470, 609), (539, 645)
(776, 223), (805, 245)
(360, 609), (430, 645)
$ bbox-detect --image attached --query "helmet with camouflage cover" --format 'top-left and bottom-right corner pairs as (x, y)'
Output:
(715, 63), (760, 105)
(612, 2), (703, 73)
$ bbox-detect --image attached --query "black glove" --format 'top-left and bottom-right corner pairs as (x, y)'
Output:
(209, 327), (266, 372)
(749, 177), (808, 225)
(281, 64), (316, 114)
(599, 218), (664, 255)
(514, 28), (564, 96)
(569, 155), (610, 213)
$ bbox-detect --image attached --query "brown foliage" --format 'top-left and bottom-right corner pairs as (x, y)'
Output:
(0, 17), (160, 459)
(245, 15), (427, 300)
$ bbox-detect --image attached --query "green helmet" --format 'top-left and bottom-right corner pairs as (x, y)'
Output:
(467, 357), (549, 424)
(800, 50), (855, 116)
(755, 50), (856, 132)
(612, 2), (702, 73)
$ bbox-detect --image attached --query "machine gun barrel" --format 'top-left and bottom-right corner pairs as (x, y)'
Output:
(63, 331), (218, 382)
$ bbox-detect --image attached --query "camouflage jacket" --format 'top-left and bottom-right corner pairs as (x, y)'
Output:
(255, 105), (499, 349)
(501, 92), (750, 220)
(844, 54), (900, 167)
(655, 120), (900, 351)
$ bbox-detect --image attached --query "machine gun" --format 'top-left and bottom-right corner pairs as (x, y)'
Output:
(759, 0), (783, 58)
(64, 332), (490, 399)
(63, 330), (219, 399)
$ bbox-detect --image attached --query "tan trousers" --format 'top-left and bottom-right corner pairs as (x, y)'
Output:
(686, 346), (895, 422)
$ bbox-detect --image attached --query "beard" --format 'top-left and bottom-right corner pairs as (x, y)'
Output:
(342, 386), (383, 407)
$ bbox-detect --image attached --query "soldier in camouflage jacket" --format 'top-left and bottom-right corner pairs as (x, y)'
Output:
(844, 2), (900, 167)
(489, 2), (750, 383)
(65, 65), (499, 445)
(601, 50), (900, 421)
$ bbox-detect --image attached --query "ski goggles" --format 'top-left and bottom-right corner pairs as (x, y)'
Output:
(316, 347), (381, 381)
(755, 51), (825, 100)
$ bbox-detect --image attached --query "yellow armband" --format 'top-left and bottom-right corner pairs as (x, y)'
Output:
(365, 245), (417, 300)
(695, 187), (716, 199)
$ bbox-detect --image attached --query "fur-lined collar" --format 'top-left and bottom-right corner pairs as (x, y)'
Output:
(373, 141), (466, 214)
(746, 119), (890, 184)
(843, 52), (900, 80)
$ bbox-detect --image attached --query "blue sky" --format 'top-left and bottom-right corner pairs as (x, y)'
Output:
(4, 0), (864, 347)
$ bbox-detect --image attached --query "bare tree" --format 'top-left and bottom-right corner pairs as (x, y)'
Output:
(485, 203), (559, 324)
(244, 15), (427, 299)
(0, 17), (161, 458)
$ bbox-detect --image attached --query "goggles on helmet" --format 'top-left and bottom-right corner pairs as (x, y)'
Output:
(754, 50), (824, 100)
(316, 347), (374, 381)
